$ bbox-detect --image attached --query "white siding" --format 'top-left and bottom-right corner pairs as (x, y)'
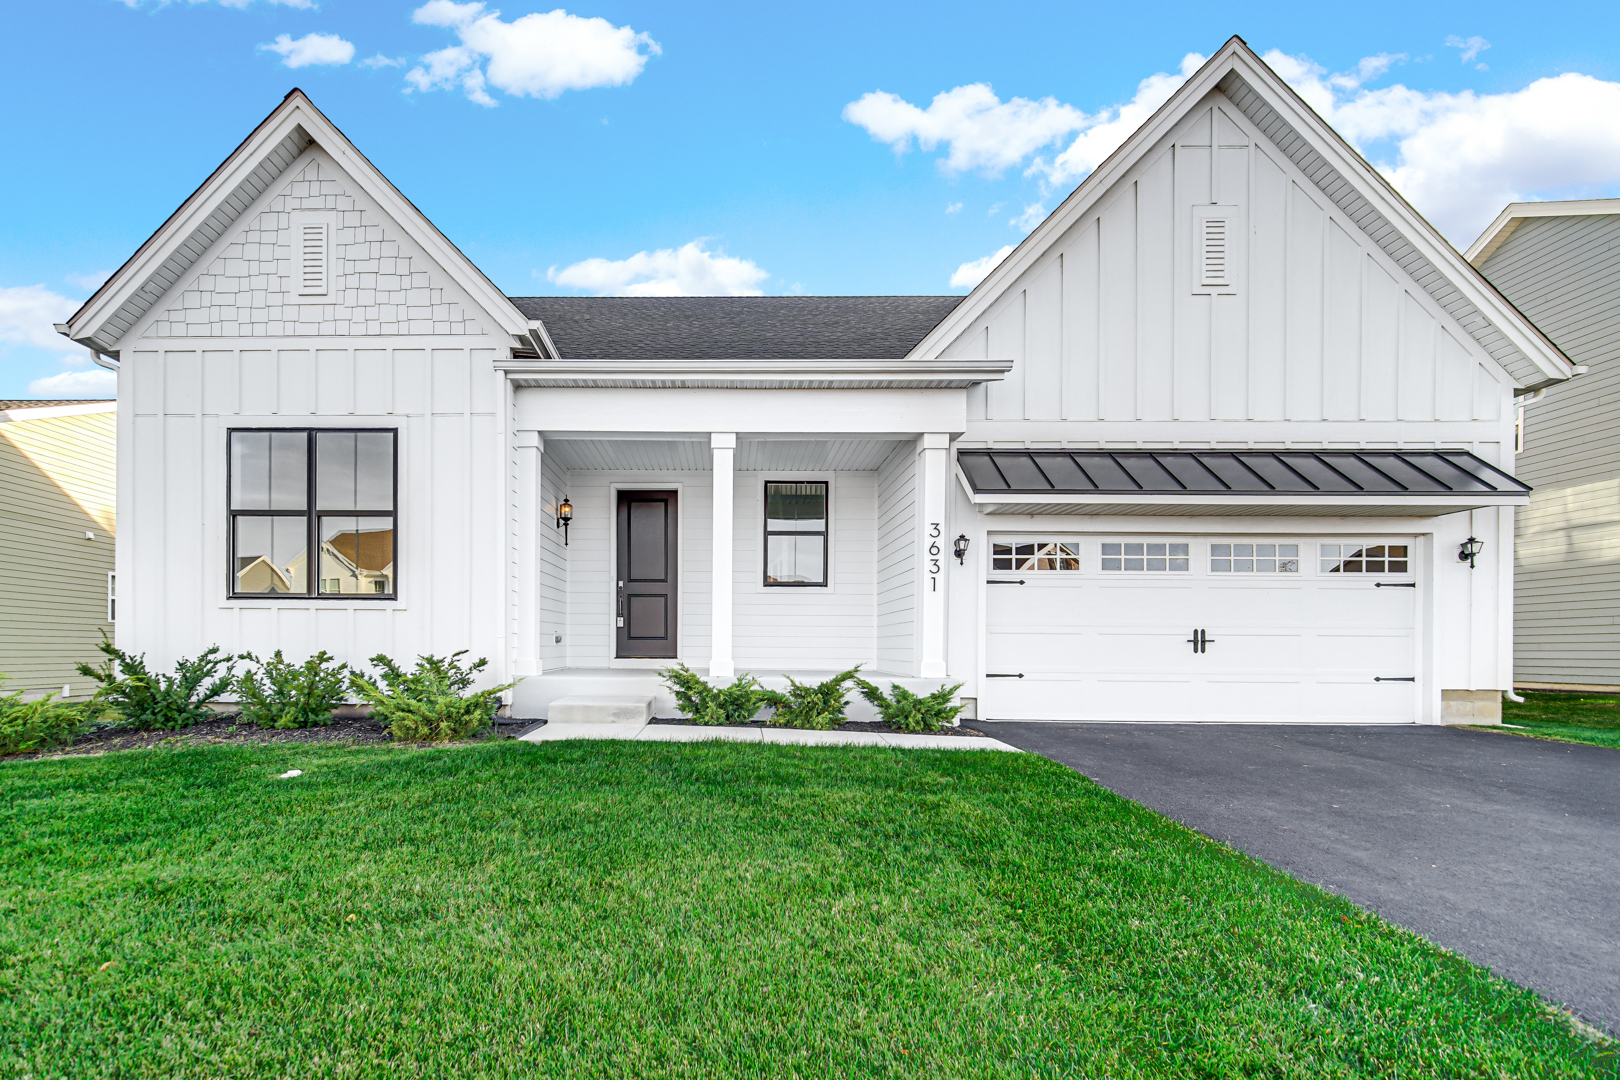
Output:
(118, 343), (509, 685)
(950, 92), (1510, 426)
(875, 443), (916, 674)
(537, 450), (569, 669)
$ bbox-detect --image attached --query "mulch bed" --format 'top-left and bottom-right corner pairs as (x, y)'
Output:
(6, 714), (396, 762)
(646, 718), (988, 738)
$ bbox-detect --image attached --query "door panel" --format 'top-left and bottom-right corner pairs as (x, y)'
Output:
(616, 490), (677, 658)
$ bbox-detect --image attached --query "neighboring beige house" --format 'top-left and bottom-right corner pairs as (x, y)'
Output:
(0, 400), (117, 698)
(1469, 199), (1620, 689)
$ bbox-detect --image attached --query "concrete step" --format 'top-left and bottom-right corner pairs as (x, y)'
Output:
(546, 695), (654, 724)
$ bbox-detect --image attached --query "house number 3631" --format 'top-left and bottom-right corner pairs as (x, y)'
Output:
(928, 523), (941, 592)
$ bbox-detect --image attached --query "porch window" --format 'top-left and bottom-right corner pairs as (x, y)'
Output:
(229, 429), (397, 599)
(764, 481), (828, 586)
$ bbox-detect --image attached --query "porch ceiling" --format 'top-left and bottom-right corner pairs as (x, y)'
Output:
(543, 437), (909, 472)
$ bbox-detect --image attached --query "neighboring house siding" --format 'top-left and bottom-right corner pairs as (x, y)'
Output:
(0, 412), (116, 696)
(945, 92), (1510, 429)
(875, 442), (916, 674)
(1479, 213), (1620, 686)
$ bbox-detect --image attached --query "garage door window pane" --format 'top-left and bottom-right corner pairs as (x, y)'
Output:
(1102, 541), (1188, 572)
(1212, 543), (1299, 573)
(994, 541), (1078, 571)
(1322, 542), (1410, 574)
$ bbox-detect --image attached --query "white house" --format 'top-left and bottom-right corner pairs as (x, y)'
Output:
(60, 38), (1569, 725)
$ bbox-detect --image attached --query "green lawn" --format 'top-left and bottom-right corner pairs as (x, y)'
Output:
(1499, 691), (1620, 750)
(1, 742), (1610, 1078)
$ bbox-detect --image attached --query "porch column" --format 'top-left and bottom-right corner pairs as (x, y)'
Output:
(513, 430), (543, 677)
(918, 433), (950, 678)
(710, 432), (737, 679)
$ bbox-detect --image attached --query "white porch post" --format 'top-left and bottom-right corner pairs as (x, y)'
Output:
(514, 430), (543, 677)
(918, 432), (950, 677)
(710, 432), (737, 679)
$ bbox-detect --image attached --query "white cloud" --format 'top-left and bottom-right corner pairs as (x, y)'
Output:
(945, 202), (963, 215)
(1262, 48), (1620, 242)
(27, 370), (116, 397)
(407, 2), (659, 107)
(546, 240), (768, 296)
(949, 245), (1014, 290)
(0, 285), (81, 352)
(261, 32), (355, 69)
(362, 54), (407, 69)
(1011, 202), (1047, 231)
(843, 84), (1085, 177)
(1446, 35), (1490, 69)
(64, 270), (110, 291)
(1030, 53), (1206, 189)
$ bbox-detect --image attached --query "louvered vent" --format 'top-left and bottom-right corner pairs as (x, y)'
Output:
(1194, 204), (1241, 292)
(297, 220), (328, 296)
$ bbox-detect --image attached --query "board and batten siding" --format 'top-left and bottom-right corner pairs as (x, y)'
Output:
(1478, 212), (1620, 686)
(0, 411), (116, 696)
(941, 92), (1510, 428)
(118, 344), (509, 684)
(875, 442), (916, 674)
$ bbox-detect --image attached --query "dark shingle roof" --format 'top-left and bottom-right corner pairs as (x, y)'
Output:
(507, 296), (963, 360)
(0, 399), (113, 410)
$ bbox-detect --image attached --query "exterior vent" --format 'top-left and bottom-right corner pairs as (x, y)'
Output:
(290, 211), (335, 297)
(1194, 204), (1242, 293)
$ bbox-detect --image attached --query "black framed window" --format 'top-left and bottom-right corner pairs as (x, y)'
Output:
(764, 481), (828, 587)
(229, 429), (397, 599)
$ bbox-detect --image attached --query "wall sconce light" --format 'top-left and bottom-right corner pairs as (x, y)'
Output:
(1458, 535), (1483, 569)
(953, 534), (970, 565)
(556, 495), (573, 546)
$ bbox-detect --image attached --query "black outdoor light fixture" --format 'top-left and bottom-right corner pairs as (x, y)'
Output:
(953, 534), (970, 565)
(1458, 535), (1484, 569)
(556, 495), (573, 546)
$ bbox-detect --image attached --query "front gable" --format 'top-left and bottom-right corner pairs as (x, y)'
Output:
(941, 89), (1510, 424)
(136, 148), (486, 341)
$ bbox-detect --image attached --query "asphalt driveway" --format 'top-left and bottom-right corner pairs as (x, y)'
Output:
(976, 722), (1620, 1033)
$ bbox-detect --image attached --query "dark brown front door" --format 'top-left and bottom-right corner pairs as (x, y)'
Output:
(616, 489), (678, 658)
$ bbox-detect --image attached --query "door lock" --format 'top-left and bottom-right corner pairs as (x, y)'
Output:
(1185, 628), (1214, 654)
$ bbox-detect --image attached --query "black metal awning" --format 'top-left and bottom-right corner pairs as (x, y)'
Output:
(956, 449), (1529, 517)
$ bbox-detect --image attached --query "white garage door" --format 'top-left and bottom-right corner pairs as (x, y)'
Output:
(983, 536), (1418, 722)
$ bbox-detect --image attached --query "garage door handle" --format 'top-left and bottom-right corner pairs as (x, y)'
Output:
(1186, 628), (1213, 654)
(987, 579), (1027, 585)
(1375, 582), (1417, 588)
(986, 673), (1024, 678)
(1374, 676), (1416, 682)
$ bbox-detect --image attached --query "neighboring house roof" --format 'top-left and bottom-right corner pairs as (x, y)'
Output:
(0, 400), (117, 423)
(911, 36), (1573, 392)
(0, 399), (112, 410)
(1466, 198), (1620, 267)
(324, 528), (394, 573)
(507, 296), (964, 360)
(61, 89), (532, 356)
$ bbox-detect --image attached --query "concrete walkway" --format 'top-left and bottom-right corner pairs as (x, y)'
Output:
(978, 721), (1620, 1034)
(519, 721), (1019, 751)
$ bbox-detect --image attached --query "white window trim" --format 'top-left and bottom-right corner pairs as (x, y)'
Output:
(749, 472), (841, 594)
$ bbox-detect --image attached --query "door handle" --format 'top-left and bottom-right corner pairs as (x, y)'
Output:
(987, 579), (1027, 585)
(1374, 676), (1416, 682)
(986, 673), (1024, 678)
(1185, 628), (1215, 654)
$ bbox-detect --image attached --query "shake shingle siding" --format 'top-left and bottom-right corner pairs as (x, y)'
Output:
(1478, 213), (1620, 686)
(508, 296), (963, 359)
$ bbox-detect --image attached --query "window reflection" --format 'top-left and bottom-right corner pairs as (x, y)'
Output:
(319, 517), (395, 594)
(234, 516), (308, 593)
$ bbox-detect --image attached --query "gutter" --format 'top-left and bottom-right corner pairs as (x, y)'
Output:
(55, 323), (120, 371)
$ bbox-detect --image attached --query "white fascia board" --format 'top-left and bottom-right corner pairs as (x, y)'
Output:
(67, 91), (528, 353)
(909, 37), (1572, 391)
(1466, 198), (1620, 265)
(494, 357), (1014, 388)
(0, 401), (117, 423)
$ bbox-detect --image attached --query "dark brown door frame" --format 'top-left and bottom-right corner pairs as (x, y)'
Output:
(614, 488), (679, 659)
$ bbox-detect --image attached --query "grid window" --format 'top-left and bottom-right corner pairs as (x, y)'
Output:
(1101, 542), (1190, 572)
(1211, 543), (1299, 573)
(992, 541), (1080, 571)
(1321, 543), (1410, 575)
(229, 429), (397, 599)
(764, 481), (828, 586)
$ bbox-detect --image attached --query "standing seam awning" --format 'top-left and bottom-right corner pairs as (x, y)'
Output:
(956, 449), (1529, 518)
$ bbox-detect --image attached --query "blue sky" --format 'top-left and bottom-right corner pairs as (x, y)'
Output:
(4, 0), (1620, 397)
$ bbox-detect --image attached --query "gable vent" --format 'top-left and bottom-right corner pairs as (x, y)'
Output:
(1194, 204), (1242, 293)
(297, 220), (328, 296)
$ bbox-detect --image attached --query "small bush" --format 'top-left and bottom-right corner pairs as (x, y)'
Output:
(0, 677), (86, 756)
(659, 664), (776, 725)
(765, 667), (862, 730)
(348, 651), (515, 742)
(75, 636), (235, 731)
(856, 679), (965, 732)
(236, 650), (349, 729)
